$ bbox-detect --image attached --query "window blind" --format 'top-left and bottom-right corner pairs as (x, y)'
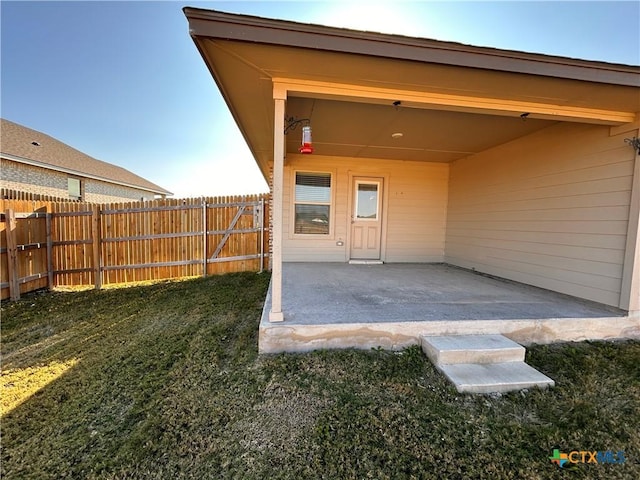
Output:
(295, 172), (331, 203)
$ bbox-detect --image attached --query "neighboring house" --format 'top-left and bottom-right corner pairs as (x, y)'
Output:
(1, 118), (171, 202)
(185, 8), (640, 322)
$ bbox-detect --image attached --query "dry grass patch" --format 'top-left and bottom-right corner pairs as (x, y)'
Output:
(1, 274), (638, 479)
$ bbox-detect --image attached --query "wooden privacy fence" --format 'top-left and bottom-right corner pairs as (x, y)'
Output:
(1, 195), (270, 300)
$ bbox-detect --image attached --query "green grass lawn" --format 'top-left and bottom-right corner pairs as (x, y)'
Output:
(1, 272), (638, 479)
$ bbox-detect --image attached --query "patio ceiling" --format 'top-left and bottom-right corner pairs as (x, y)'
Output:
(186, 8), (640, 177)
(284, 96), (553, 163)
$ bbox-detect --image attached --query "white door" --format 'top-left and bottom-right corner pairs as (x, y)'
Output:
(350, 178), (383, 260)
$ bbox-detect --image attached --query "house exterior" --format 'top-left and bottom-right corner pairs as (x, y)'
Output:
(184, 8), (640, 324)
(1, 118), (171, 202)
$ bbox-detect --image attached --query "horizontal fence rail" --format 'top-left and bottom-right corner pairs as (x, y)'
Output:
(1, 195), (270, 300)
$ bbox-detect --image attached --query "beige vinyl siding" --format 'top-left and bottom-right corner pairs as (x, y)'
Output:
(283, 157), (347, 262)
(445, 122), (635, 307)
(385, 162), (448, 262)
(283, 155), (448, 262)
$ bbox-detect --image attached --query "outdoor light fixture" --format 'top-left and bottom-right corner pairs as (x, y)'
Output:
(625, 136), (640, 155)
(284, 116), (313, 154)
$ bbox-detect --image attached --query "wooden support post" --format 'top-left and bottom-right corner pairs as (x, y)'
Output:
(92, 205), (102, 290)
(620, 140), (640, 313)
(269, 91), (286, 322)
(5, 209), (20, 301)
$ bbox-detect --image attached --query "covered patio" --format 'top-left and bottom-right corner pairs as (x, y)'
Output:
(185, 8), (640, 354)
(259, 263), (634, 353)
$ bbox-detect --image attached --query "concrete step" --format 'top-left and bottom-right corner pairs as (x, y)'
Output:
(421, 334), (525, 365)
(438, 362), (555, 394)
(421, 334), (554, 394)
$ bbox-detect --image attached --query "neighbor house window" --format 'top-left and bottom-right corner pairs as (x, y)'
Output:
(294, 172), (331, 235)
(68, 177), (82, 200)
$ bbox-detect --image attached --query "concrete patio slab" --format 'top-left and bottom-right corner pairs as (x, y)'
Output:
(259, 263), (639, 353)
(276, 263), (625, 324)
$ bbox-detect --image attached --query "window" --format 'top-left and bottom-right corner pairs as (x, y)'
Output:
(68, 177), (82, 200)
(355, 182), (379, 220)
(294, 172), (331, 235)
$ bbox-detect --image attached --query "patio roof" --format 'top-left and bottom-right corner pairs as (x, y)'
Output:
(184, 7), (640, 178)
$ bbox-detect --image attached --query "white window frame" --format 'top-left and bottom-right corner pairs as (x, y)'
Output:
(354, 179), (381, 222)
(68, 177), (82, 200)
(292, 170), (333, 237)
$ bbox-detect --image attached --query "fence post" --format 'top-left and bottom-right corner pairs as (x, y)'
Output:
(259, 197), (265, 273)
(202, 200), (207, 277)
(92, 205), (102, 290)
(4, 208), (20, 301)
(46, 211), (53, 290)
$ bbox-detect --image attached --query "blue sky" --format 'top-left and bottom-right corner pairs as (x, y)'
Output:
(2, 1), (639, 198)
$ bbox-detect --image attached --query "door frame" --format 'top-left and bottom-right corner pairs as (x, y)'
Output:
(346, 172), (389, 262)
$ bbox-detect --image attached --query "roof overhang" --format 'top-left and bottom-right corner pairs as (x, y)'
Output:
(186, 8), (639, 86)
(184, 7), (640, 178)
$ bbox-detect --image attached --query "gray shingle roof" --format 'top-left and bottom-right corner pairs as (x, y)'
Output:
(0, 118), (172, 195)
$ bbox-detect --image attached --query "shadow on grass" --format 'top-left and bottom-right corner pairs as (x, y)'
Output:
(1, 272), (639, 479)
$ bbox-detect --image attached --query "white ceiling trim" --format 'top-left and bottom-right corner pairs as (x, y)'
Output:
(273, 78), (636, 125)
